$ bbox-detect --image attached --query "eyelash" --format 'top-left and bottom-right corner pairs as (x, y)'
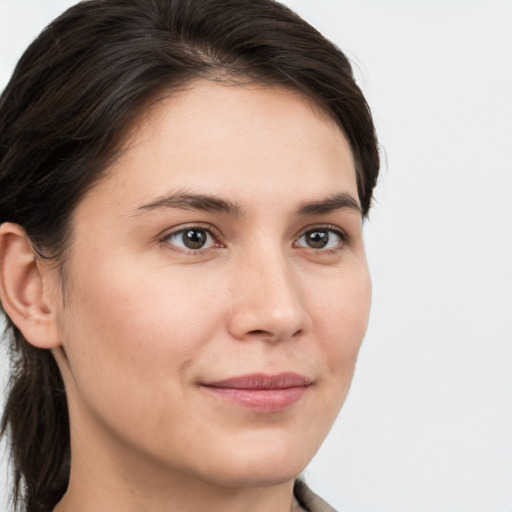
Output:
(159, 224), (349, 255)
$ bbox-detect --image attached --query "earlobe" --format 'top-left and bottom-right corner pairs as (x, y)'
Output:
(0, 222), (61, 349)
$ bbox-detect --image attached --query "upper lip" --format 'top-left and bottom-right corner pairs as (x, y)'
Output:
(202, 372), (312, 390)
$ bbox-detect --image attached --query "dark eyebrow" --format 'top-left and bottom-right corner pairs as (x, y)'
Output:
(135, 192), (243, 217)
(296, 193), (362, 216)
(134, 191), (360, 218)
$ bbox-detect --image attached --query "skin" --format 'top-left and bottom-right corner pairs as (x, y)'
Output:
(0, 80), (371, 512)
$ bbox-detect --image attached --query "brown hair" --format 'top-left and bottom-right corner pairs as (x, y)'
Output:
(0, 0), (379, 510)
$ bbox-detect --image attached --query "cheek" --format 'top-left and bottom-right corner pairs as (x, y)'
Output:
(59, 257), (223, 399)
(311, 262), (371, 377)
(57, 261), (229, 451)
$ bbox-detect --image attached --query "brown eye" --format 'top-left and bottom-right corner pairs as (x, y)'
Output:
(296, 228), (344, 250)
(182, 229), (208, 249)
(305, 230), (329, 248)
(166, 228), (214, 250)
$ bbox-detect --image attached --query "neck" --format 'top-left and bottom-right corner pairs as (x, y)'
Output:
(55, 475), (300, 512)
(54, 418), (300, 512)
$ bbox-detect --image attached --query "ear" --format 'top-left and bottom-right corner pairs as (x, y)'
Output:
(0, 222), (61, 349)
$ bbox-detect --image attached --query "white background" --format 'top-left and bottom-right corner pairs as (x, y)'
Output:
(0, 1), (511, 511)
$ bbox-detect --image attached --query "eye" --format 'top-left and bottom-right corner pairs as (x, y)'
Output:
(164, 228), (216, 251)
(295, 228), (345, 250)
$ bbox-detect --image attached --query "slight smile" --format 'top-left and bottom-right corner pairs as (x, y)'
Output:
(200, 373), (312, 413)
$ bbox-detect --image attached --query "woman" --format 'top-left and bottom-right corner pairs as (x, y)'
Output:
(0, 0), (379, 511)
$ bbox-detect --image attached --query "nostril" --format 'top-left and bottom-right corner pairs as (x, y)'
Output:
(245, 328), (303, 342)
(248, 329), (271, 337)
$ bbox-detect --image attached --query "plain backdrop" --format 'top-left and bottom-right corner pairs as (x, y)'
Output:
(1, 1), (511, 511)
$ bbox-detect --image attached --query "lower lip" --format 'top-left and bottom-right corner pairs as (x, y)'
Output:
(201, 386), (308, 413)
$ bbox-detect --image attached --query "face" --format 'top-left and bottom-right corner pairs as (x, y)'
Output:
(54, 81), (371, 489)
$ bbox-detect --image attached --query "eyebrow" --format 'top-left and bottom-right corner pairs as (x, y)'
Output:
(136, 191), (243, 217)
(297, 193), (362, 216)
(134, 191), (361, 217)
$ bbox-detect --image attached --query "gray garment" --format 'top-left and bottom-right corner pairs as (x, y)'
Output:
(294, 480), (337, 512)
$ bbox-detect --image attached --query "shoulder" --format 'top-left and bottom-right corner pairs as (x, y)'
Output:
(294, 479), (338, 512)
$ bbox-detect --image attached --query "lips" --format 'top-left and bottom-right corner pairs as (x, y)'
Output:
(201, 372), (311, 413)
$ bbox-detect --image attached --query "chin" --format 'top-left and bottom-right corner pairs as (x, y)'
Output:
(203, 457), (306, 489)
(193, 430), (323, 489)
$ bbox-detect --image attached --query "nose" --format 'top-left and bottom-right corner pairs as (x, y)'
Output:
(227, 247), (312, 343)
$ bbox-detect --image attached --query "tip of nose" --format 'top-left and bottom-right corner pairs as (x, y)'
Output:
(227, 299), (312, 342)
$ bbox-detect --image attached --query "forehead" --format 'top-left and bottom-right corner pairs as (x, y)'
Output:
(78, 80), (358, 218)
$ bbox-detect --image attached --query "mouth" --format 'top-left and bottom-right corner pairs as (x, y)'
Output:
(200, 372), (312, 413)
